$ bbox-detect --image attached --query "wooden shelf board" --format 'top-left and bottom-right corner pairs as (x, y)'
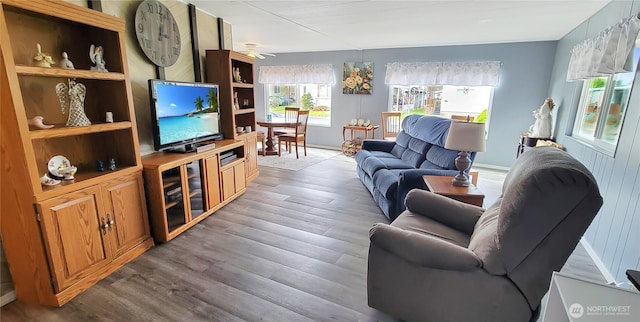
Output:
(234, 108), (255, 115)
(162, 176), (180, 189)
(165, 200), (180, 210)
(37, 166), (139, 201)
(15, 66), (126, 80)
(30, 122), (132, 139)
(232, 82), (253, 88)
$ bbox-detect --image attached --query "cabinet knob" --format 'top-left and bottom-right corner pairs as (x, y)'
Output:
(100, 217), (109, 235)
(106, 214), (114, 231)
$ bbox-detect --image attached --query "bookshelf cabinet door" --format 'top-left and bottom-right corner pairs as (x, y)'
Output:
(37, 186), (111, 292)
(102, 173), (151, 259)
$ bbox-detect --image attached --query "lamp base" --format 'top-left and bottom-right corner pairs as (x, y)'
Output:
(452, 151), (472, 187)
(451, 173), (471, 187)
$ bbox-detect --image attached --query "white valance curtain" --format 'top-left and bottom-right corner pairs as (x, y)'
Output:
(567, 14), (640, 81)
(258, 64), (335, 84)
(384, 61), (501, 86)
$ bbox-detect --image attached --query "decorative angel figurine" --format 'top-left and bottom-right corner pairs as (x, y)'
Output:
(60, 52), (75, 69)
(33, 43), (55, 67)
(56, 79), (91, 127)
(233, 67), (242, 82)
(528, 98), (555, 138)
(89, 44), (107, 72)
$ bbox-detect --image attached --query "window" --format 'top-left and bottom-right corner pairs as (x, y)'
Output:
(571, 49), (638, 154)
(388, 85), (493, 123)
(266, 83), (332, 126)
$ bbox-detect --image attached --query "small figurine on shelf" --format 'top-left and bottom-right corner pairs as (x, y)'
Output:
(89, 44), (108, 72)
(233, 67), (242, 83)
(33, 43), (55, 68)
(233, 92), (240, 110)
(528, 98), (555, 139)
(108, 158), (116, 171)
(56, 79), (91, 127)
(96, 160), (105, 172)
(60, 52), (75, 69)
(27, 116), (54, 129)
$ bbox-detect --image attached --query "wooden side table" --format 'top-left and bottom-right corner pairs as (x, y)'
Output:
(423, 175), (485, 207)
(341, 124), (380, 156)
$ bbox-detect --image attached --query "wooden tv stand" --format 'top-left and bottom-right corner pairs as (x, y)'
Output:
(142, 139), (247, 242)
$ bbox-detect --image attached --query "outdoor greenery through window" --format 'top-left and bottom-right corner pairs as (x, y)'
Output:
(388, 85), (493, 123)
(572, 49), (638, 154)
(267, 84), (331, 126)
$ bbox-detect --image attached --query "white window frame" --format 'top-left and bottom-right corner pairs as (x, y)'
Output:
(264, 83), (332, 127)
(571, 71), (635, 156)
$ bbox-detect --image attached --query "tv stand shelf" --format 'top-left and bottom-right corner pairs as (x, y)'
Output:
(142, 139), (247, 242)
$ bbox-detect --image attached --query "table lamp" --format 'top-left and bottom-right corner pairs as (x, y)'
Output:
(444, 121), (486, 186)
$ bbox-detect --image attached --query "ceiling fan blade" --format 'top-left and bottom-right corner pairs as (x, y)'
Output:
(262, 52), (276, 56)
(255, 52), (266, 59)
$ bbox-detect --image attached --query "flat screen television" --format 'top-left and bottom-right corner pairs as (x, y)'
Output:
(148, 79), (223, 152)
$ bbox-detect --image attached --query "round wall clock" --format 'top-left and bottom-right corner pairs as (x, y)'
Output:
(135, 0), (181, 67)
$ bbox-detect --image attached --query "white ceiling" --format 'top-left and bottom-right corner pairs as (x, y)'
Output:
(188, 0), (612, 55)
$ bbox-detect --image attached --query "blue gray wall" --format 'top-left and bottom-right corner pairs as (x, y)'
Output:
(253, 42), (558, 168)
(549, 0), (640, 283)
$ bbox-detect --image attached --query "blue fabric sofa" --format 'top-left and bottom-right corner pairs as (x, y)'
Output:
(355, 115), (476, 221)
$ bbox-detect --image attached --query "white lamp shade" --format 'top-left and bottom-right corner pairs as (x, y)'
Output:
(445, 121), (486, 152)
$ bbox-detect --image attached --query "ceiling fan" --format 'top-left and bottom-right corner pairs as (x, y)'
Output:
(242, 43), (275, 59)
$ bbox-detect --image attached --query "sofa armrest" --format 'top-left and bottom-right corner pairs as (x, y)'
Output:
(369, 223), (482, 271)
(404, 189), (484, 235)
(362, 139), (395, 152)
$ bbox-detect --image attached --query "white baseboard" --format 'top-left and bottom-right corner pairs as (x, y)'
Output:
(307, 144), (340, 151)
(472, 163), (511, 172)
(0, 290), (16, 307)
(580, 238), (616, 284)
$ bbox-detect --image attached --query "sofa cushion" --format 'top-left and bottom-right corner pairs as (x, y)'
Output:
(399, 138), (429, 168)
(425, 145), (459, 170)
(369, 151), (397, 159)
(373, 169), (404, 199)
(390, 132), (411, 158)
(360, 155), (388, 177)
(354, 149), (373, 164)
(403, 115), (451, 146)
(379, 158), (414, 170)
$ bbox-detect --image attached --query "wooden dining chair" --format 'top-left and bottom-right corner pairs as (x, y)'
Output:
(278, 110), (309, 159)
(381, 112), (402, 141)
(256, 130), (266, 156)
(274, 107), (300, 136)
(451, 114), (475, 122)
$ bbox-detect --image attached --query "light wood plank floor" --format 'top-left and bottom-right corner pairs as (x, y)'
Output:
(0, 151), (604, 321)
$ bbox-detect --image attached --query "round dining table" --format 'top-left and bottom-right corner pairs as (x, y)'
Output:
(256, 120), (297, 155)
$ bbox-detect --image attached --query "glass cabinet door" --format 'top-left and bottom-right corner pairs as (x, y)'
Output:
(186, 161), (205, 220)
(162, 167), (186, 233)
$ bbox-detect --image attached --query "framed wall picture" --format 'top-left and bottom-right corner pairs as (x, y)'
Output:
(343, 62), (373, 94)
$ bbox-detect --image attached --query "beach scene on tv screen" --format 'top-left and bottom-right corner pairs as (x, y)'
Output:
(155, 83), (220, 145)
